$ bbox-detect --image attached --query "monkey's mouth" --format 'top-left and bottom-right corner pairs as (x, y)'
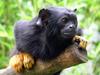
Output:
(63, 32), (75, 38)
(64, 32), (75, 35)
(61, 28), (76, 39)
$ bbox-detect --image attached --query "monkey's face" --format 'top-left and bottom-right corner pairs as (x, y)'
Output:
(57, 9), (77, 39)
(36, 7), (77, 39)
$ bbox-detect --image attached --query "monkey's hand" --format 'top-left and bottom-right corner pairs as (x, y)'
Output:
(9, 53), (34, 72)
(73, 35), (87, 50)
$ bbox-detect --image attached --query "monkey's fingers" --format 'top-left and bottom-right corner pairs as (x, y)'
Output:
(23, 53), (34, 70)
(73, 35), (88, 49)
(9, 54), (23, 72)
(79, 39), (87, 49)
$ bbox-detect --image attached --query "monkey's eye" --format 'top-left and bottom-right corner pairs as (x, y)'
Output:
(61, 17), (68, 23)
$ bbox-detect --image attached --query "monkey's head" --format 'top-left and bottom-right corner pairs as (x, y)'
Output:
(36, 7), (77, 40)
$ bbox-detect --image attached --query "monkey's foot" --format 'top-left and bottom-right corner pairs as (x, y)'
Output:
(73, 35), (87, 49)
(9, 53), (34, 72)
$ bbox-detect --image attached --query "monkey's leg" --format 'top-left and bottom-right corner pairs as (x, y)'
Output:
(73, 35), (87, 49)
(9, 53), (34, 72)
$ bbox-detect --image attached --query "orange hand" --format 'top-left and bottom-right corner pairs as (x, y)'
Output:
(9, 53), (34, 72)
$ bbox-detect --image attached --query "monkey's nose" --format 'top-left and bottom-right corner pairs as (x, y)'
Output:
(68, 25), (75, 31)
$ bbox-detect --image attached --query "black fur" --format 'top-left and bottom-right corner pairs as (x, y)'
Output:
(12, 7), (83, 75)
(14, 7), (79, 60)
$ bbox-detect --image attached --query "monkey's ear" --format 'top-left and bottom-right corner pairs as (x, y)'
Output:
(39, 8), (51, 20)
(36, 9), (51, 26)
(73, 8), (77, 12)
(39, 9), (51, 23)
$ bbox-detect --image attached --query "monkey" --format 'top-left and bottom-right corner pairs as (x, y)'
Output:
(9, 7), (87, 75)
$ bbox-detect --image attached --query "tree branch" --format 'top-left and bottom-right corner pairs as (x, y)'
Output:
(0, 44), (88, 75)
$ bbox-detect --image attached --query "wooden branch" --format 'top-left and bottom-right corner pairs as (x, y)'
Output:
(0, 44), (88, 75)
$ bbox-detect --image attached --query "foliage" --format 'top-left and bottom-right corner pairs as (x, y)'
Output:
(0, 0), (100, 75)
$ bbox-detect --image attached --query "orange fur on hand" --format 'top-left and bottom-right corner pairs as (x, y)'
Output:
(73, 35), (87, 49)
(9, 53), (34, 72)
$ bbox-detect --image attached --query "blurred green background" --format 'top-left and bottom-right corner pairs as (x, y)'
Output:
(0, 0), (100, 75)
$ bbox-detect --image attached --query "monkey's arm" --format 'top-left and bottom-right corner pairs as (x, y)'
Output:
(8, 20), (36, 73)
(76, 28), (83, 36)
